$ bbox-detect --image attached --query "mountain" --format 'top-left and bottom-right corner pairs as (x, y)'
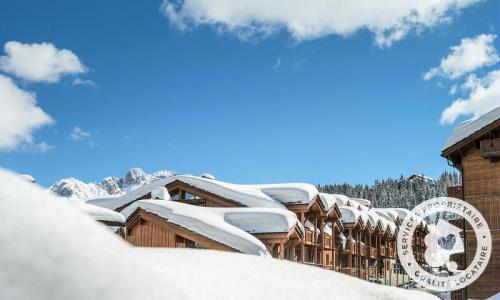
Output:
(49, 167), (175, 201)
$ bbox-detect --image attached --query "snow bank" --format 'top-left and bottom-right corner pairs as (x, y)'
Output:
(0, 169), (438, 300)
(89, 175), (320, 211)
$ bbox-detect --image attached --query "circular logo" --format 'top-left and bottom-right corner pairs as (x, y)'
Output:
(397, 197), (492, 292)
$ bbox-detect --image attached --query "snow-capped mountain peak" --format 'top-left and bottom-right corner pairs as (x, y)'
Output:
(49, 168), (175, 201)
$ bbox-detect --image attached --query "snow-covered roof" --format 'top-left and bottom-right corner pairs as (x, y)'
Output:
(372, 210), (397, 233)
(350, 198), (371, 207)
(339, 206), (368, 225)
(331, 194), (350, 206)
(0, 169), (439, 300)
(443, 106), (500, 152)
(393, 208), (411, 221)
(372, 208), (401, 223)
(318, 193), (339, 211)
(89, 175), (320, 211)
(122, 200), (302, 255)
(70, 200), (126, 225)
(366, 210), (382, 231)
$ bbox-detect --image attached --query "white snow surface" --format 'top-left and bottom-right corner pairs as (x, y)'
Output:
(49, 167), (175, 201)
(350, 198), (372, 208)
(340, 206), (368, 224)
(319, 193), (339, 211)
(70, 199), (126, 224)
(89, 175), (320, 211)
(372, 208), (401, 224)
(151, 187), (170, 200)
(0, 169), (439, 300)
(332, 194), (351, 206)
(19, 174), (35, 183)
(443, 106), (500, 151)
(122, 200), (304, 255)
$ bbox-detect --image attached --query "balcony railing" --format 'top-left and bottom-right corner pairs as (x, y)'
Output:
(345, 241), (356, 254)
(369, 247), (377, 258)
(379, 246), (386, 256)
(304, 229), (314, 244)
(360, 244), (367, 257)
(369, 267), (377, 277)
(322, 235), (332, 248)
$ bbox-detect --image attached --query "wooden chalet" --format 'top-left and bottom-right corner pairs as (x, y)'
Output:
(89, 174), (427, 285)
(442, 106), (500, 300)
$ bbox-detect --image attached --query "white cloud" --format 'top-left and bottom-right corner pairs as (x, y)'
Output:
(441, 69), (500, 124)
(424, 34), (499, 80)
(73, 78), (97, 88)
(160, 0), (482, 47)
(20, 141), (54, 153)
(68, 126), (91, 141)
(273, 57), (281, 69)
(449, 84), (458, 95)
(0, 41), (86, 83)
(0, 74), (53, 150)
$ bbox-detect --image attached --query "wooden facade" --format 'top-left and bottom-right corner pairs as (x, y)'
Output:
(125, 209), (238, 252)
(120, 179), (428, 285)
(443, 114), (500, 299)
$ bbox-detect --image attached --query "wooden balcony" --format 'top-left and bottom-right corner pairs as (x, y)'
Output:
(388, 248), (396, 258)
(345, 241), (356, 254)
(360, 244), (367, 257)
(322, 234), (332, 249)
(369, 247), (377, 258)
(379, 246), (386, 256)
(304, 229), (315, 245)
(368, 267), (377, 278)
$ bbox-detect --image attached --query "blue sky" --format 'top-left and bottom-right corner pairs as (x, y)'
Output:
(0, 0), (499, 187)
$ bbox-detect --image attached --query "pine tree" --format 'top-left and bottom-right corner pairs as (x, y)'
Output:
(317, 171), (461, 209)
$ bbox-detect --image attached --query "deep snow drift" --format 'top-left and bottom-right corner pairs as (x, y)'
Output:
(0, 169), (438, 300)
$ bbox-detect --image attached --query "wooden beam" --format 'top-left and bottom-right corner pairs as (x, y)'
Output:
(279, 242), (285, 259)
(313, 218), (318, 265)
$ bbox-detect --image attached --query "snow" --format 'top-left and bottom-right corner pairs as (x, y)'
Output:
(49, 177), (110, 200)
(0, 168), (438, 300)
(340, 206), (362, 224)
(332, 194), (351, 206)
(372, 210), (397, 233)
(121, 199), (298, 255)
(69, 199), (126, 225)
(443, 106), (500, 151)
(19, 174), (35, 183)
(366, 210), (382, 231)
(319, 193), (339, 211)
(89, 175), (320, 211)
(350, 198), (372, 208)
(151, 186), (170, 200)
(200, 173), (216, 180)
(372, 208), (401, 224)
(49, 167), (175, 201)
